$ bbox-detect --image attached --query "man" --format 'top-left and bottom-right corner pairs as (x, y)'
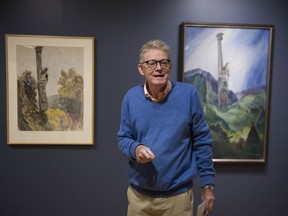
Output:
(117, 39), (215, 216)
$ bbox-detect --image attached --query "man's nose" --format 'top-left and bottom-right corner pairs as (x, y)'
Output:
(155, 62), (162, 69)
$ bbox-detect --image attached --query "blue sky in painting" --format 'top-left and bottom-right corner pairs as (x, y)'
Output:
(184, 27), (270, 93)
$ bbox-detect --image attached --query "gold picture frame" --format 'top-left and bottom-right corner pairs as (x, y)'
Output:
(5, 34), (94, 145)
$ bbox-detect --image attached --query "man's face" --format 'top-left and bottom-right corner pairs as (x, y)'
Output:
(138, 49), (171, 88)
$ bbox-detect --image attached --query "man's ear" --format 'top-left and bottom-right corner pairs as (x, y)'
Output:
(137, 64), (144, 76)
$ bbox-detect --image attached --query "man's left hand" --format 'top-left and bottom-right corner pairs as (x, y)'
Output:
(201, 187), (215, 213)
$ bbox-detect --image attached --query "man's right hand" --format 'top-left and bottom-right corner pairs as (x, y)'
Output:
(135, 145), (156, 164)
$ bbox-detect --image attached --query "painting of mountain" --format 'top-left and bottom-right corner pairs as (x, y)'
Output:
(180, 23), (273, 162)
(185, 69), (267, 161)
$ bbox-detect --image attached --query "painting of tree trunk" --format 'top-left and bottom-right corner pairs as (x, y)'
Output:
(180, 23), (273, 163)
(6, 35), (94, 144)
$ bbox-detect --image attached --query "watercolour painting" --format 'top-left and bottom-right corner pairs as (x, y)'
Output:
(6, 34), (94, 145)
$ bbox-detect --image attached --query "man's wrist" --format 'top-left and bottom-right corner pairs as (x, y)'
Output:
(202, 184), (215, 190)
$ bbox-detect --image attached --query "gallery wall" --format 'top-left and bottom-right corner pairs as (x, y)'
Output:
(0, 0), (288, 215)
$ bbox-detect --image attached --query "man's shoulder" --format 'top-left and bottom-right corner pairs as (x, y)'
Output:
(172, 81), (197, 92)
(124, 85), (144, 99)
(126, 85), (143, 94)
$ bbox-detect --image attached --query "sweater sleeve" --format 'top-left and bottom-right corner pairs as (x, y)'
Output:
(191, 90), (216, 187)
(117, 94), (140, 160)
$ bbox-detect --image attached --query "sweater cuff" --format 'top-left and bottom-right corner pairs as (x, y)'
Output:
(200, 175), (215, 188)
(129, 142), (141, 160)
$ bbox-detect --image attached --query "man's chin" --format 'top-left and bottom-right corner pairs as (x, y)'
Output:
(151, 81), (167, 87)
(152, 78), (168, 85)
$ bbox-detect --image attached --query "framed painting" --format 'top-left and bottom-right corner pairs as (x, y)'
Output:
(179, 23), (274, 163)
(5, 34), (94, 145)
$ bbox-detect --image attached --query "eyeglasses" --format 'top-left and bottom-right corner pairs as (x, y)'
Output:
(140, 59), (171, 70)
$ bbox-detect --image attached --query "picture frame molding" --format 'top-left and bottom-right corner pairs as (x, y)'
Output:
(5, 34), (95, 145)
(179, 22), (274, 163)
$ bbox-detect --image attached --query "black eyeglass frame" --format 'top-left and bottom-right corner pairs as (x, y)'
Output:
(140, 59), (171, 69)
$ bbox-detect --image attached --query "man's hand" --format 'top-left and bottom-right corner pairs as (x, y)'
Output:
(201, 187), (215, 213)
(135, 145), (156, 164)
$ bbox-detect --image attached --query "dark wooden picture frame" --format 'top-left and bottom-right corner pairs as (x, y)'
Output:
(179, 23), (274, 163)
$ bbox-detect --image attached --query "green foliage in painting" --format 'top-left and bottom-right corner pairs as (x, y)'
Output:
(17, 68), (84, 131)
(185, 70), (266, 159)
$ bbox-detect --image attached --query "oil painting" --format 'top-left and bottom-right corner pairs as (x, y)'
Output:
(180, 23), (273, 162)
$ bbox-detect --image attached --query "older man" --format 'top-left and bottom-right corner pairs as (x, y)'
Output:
(118, 39), (215, 216)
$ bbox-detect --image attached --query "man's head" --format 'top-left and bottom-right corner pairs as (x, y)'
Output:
(138, 39), (172, 89)
(139, 39), (170, 63)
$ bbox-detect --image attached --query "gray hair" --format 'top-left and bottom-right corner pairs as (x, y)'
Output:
(139, 39), (170, 63)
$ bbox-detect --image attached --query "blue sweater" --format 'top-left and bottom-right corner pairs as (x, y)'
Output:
(117, 81), (215, 196)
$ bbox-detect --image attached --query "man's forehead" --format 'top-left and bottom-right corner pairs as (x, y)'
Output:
(143, 49), (168, 57)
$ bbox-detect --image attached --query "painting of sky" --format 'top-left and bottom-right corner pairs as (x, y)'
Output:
(184, 27), (271, 93)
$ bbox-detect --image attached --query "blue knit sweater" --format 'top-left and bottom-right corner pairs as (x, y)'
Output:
(117, 81), (215, 196)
